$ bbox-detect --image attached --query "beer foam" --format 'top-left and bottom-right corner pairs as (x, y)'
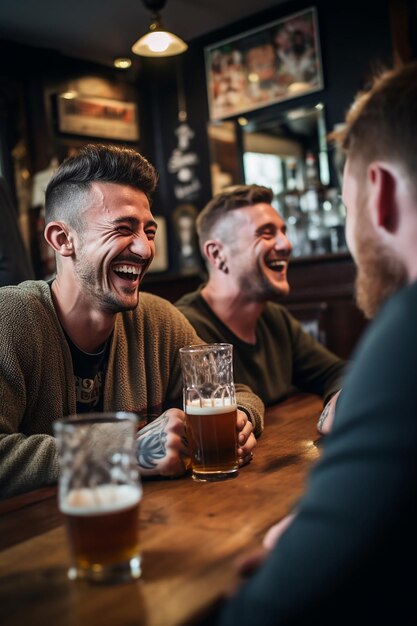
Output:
(61, 484), (141, 515)
(185, 400), (237, 416)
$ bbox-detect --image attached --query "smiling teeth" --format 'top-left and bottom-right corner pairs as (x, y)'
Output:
(268, 260), (287, 270)
(113, 264), (140, 276)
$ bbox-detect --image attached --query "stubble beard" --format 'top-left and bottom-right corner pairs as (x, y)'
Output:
(354, 215), (407, 320)
(74, 256), (139, 315)
(237, 258), (289, 303)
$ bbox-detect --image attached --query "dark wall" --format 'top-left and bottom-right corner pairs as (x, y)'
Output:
(0, 0), (414, 277)
(0, 0), (408, 209)
(165, 0), (394, 216)
(0, 40), (141, 188)
(0, 40), (143, 277)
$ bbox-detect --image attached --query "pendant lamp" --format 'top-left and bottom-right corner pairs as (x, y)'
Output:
(132, 0), (188, 58)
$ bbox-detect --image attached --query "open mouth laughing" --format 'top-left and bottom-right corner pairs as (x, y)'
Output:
(110, 260), (149, 289)
(265, 258), (288, 273)
(112, 263), (141, 281)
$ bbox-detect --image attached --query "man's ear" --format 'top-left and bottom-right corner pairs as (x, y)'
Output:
(44, 222), (74, 257)
(369, 163), (399, 234)
(204, 240), (227, 272)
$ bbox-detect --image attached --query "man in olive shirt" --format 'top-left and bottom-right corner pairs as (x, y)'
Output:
(176, 185), (345, 433)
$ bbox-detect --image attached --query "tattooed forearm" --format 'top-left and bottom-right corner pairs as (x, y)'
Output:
(317, 402), (331, 432)
(136, 413), (169, 470)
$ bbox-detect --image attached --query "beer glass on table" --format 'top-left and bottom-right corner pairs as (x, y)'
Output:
(179, 343), (238, 482)
(53, 412), (142, 583)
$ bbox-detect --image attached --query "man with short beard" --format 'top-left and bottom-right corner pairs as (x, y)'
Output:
(176, 185), (345, 434)
(207, 63), (417, 626)
(0, 144), (261, 499)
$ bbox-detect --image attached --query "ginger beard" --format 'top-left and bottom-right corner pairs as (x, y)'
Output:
(353, 192), (407, 319)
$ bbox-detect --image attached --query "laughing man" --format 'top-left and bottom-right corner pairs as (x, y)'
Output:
(176, 185), (345, 433)
(0, 146), (261, 499)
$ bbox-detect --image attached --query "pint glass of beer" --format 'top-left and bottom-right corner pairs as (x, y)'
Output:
(53, 412), (142, 583)
(179, 343), (238, 482)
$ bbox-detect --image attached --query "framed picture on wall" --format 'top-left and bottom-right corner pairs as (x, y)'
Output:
(56, 94), (140, 141)
(205, 7), (323, 121)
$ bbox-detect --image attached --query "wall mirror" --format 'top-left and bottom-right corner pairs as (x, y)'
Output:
(207, 103), (347, 256)
(207, 103), (332, 202)
(241, 103), (330, 204)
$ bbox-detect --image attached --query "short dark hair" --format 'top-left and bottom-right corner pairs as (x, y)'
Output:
(332, 62), (417, 193)
(196, 184), (273, 253)
(45, 144), (158, 227)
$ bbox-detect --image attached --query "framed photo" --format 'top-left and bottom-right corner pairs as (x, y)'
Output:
(205, 7), (323, 121)
(57, 94), (140, 141)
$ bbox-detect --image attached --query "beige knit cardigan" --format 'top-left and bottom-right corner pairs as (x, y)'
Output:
(0, 281), (264, 498)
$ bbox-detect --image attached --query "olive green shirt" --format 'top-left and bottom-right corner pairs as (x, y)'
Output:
(176, 287), (345, 407)
(0, 281), (264, 498)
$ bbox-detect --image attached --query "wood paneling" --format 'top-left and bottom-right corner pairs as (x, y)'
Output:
(286, 252), (368, 358)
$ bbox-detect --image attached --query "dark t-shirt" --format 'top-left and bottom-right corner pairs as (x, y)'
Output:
(65, 331), (110, 413)
(176, 287), (345, 406)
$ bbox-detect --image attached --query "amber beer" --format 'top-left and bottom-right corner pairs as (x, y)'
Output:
(185, 402), (238, 480)
(60, 484), (141, 580)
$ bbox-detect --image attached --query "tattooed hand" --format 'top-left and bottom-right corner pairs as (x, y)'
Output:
(317, 390), (341, 434)
(136, 408), (190, 477)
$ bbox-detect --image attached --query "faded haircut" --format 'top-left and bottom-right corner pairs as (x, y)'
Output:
(330, 61), (417, 194)
(45, 144), (158, 229)
(196, 184), (273, 255)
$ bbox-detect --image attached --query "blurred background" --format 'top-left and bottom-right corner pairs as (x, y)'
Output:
(0, 0), (414, 356)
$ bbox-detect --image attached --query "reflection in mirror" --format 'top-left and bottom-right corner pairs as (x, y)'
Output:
(242, 103), (328, 198)
(242, 103), (346, 256)
(206, 105), (347, 257)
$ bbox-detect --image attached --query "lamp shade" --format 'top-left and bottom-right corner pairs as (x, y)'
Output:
(131, 29), (188, 57)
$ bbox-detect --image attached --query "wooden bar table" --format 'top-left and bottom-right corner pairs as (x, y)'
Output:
(0, 393), (323, 626)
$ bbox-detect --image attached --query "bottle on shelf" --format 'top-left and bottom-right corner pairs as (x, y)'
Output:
(301, 151), (331, 255)
(322, 188), (347, 253)
(282, 159), (310, 257)
(280, 152), (347, 258)
(303, 151), (322, 211)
